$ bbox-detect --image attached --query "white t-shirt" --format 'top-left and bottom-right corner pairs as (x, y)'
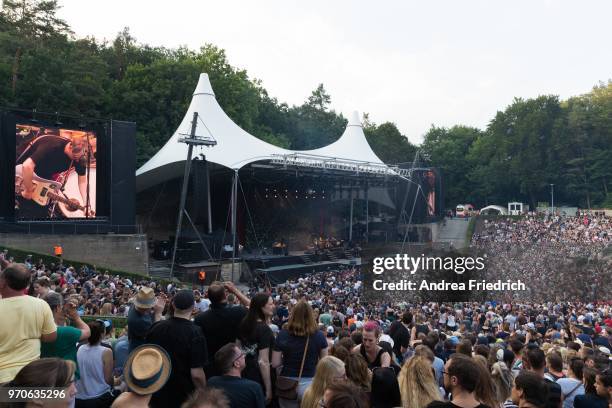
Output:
(194, 298), (210, 313)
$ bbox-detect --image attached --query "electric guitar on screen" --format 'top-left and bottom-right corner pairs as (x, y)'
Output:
(15, 164), (85, 213)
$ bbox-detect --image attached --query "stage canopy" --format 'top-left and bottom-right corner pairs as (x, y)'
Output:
(136, 73), (404, 191)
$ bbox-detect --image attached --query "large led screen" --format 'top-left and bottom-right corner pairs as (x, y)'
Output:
(15, 124), (97, 219)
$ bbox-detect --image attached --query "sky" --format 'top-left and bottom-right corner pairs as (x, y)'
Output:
(55, 0), (612, 144)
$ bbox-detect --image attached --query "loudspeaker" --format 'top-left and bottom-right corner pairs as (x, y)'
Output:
(109, 120), (136, 226)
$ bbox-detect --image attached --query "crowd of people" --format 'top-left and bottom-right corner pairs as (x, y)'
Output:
(472, 213), (611, 300)
(0, 211), (610, 408)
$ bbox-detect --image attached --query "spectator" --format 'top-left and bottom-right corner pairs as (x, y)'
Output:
(490, 362), (515, 408)
(427, 354), (491, 408)
(511, 371), (548, 408)
(146, 290), (208, 408)
(0, 358), (77, 408)
(238, 293), (275, 404)
(34, 277), (51, 298)
(272, 300), (329, 408)
(194, 282), (248, 378)
(543, 351), (564, 382)
(573, 367), (598, 407)
(301, 356), (346, 408)
(525, 348), (562, 408)
(75, 321), (116, 407)
(41, 292), (91, 381)
(593, 372), (611, 406)
(322, 381), (369, 408)
(127, 286), (165, 352)
(207, 342), (264, 408)
(388, 311), (411, 363)
(193, 290), (210, 314)
(111, 344), (172, 408)
(370, 367), (401, 408)
(180, 388), (230, 408)
(0, 263), (57, 383)
(352, 322), (391, 369)
(343, 353), (370, 392)
(556, 357), (584, 408)
(112, 328), (129, 377)
(398, 356), (442, 408)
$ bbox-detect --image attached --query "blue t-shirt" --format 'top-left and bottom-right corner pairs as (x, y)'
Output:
(274, 330), (327, 377)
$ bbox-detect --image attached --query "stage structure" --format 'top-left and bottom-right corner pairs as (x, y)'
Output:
(137, 74), (441, 279)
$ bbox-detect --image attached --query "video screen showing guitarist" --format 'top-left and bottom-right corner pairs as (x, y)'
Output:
(15, 125), (96, 219)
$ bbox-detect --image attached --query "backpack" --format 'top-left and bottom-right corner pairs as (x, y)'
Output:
(543, 378), (562, 408)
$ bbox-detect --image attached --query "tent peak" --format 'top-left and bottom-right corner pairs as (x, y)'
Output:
(347, 111), (362, 127)
(194, 73), (214, 96)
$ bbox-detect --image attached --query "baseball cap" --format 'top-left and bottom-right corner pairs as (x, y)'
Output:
(173, 290), (195, 310)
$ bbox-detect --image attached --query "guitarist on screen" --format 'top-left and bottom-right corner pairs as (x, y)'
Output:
(17, 130), (95, 218)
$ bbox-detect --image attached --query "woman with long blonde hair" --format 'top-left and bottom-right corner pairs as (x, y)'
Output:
(398, 356), (442, 408)
(301, 356), (346, 408)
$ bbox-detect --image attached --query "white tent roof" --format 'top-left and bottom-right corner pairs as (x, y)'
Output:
(136, 73), (388, 191)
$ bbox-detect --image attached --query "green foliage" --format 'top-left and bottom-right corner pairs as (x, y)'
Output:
(1, 2), (610, 209)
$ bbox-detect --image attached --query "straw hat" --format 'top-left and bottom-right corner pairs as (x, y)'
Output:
(124, 344), (171, 395)
(134, 287), (156, 309)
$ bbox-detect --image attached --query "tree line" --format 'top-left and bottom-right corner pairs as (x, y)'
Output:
(1, 1), (610, 209)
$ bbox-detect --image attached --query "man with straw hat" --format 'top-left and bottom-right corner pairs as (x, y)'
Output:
(111, 344), (172, 408)
(127, 286), (166, 352)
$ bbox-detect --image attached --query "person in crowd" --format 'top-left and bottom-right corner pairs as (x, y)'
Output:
(238, 293), (275, 405)
(474, 355), (499, 408)
(112, 328), (129, 377)
(510, 371), (548, 408)
(272, 300), (329, 408)
(423, 334), (445, 386)
(41, 291), (91, 383)
(301, 356), (346, 408)
(388, 311), (411, 364)
(193, 290), (210, 314)
(524, 348), (562, 408)
(398, 355), (442, 408)
(352, 322), (391, 370)
(0, 358), (77, 408)
(0, 263), (57, 383)
(145, 290), (208, 408)
(322, 381), (370, 408)
(110, 344), (172, 408)
(543, 351), (565, 382)
(427, 354), (491, 408)
(180, 387), (230, 408)
(75, 321), (116, 407)
(573, 367), (599, 407)
(490, 362), (515, 408)
(194, 281), (249, 378)
(34, 277), (51, 298)
(555, 357), (584, 408)
(127, 286), (165, 352)
(593, 372), (611, 406)
(343, 353), (370, 392)
(370, 367), (402, 408)
(205, 342), (264, 408)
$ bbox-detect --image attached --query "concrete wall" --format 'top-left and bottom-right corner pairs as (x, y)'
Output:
(0, 233), (149, 275)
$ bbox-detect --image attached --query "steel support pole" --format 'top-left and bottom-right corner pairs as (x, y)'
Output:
(206, 161), (213, 234)
(231, 169), (238, 282)
(349, 191), (354, 242)
(365, 182), (369, 243)
(170, 112), (198, 278)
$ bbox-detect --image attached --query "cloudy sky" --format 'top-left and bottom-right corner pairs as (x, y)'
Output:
(56, 0), (611, 144)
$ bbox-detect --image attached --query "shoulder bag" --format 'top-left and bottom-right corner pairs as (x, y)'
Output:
(275, 335), (310, 400)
